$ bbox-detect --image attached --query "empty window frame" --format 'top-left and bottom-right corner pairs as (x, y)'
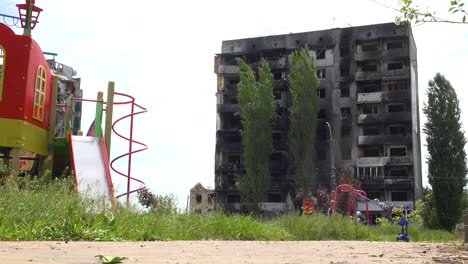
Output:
(362, 126), (379, 136)
(383, 79), (408, 91)
(391, 191), (408, 201)
(341, 143), (351, 160)
(367, 191), (382, 200)
(33, 65), (47, 122)
(273, 92), (282, 100)
(318, 88), (326, 98)
(226, 78), (240, 86)
(361, 63), (378, 72)
(389, 167), (408, 178)
(340, 107), (351, 118)
(340, 66), (349, 77)
(340, 46), (349, 57)
(361, 42), (379, 52)
(388, 125), (406, 136)
(316, 68), (326, 79)
(358, 81), (381, 93)
(0, 47), (4, 101)
(341, 125), (351, 137)
(340, 85), (350, 97)
(316, 48), (326, 60)
(386, 41), (403, 49)
(387, 103), (405, 112)
(208, 193), (215, 203)
(272, 71), (284, 80)
(357, 167), (382, 179)
(362, 145), (380, 157)
(387, 61), (403, 70)
(362, 104), (379, 115)
(195, 194), (202, 203)
(317, 109), (327, 119)
(389, 146), (407, 157)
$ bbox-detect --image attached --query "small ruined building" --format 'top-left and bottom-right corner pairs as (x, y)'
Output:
(214, 22), (422, 219)
(189, 183), (215, 214)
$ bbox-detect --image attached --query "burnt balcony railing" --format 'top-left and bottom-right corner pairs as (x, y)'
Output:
(381, 46), (409, 59)
(355, 71), (381, 81)
(381, 68), (410, 79)
(358, 112), (411, 124)
(357, 156), (412, 166)
(358, 135), (412, 145)
(355, 50), (381, 61)
(217, 103), (239, 113)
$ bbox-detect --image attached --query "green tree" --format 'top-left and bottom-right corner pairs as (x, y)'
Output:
(397, 0), (467, 25)
(236, 58), (276, 212)
(288, 45), (320, 195)
(423, 73), (467, 231)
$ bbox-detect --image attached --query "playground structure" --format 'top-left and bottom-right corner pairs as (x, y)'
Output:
(0, 0), (147, 205)
(332, 184), (371, 225)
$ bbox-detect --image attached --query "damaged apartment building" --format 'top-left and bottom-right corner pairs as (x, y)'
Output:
(214, 22), (423, 213)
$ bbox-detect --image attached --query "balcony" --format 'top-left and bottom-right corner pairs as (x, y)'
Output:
(273, 79), (287, 90)
(358, 112), (411, 124)
(355, 50), (381, 61)
(355, 71), (381, 81)
(381, 68), (410, 79)
(358, 135), (412, 145)
(217, 103), (239, 113)
(268, 58), (286, 69)
(357, 92), (382, 104)
(218, 142), (241, 152)
(382, 90), (410, 102)
(357, 156), (412, 166)
(381, 46), (409, 59)
(217, 65), (238, 74)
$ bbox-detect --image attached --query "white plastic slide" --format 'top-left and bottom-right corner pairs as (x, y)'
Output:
(69, 135), (115, 204)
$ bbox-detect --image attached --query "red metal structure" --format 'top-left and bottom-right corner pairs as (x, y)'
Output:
(332, 184), (370, 225)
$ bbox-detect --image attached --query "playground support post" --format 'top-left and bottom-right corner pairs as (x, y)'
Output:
(94, 92), (104, 137)
(105, 82), (114, 157)
(45, 75), (58, 179)
(9, 148), (20, 177)
(325, 121), (336, 190)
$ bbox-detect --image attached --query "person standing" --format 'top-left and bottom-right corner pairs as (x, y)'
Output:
(293, 188), (304, 215)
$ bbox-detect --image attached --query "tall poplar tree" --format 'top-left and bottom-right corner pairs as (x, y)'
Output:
(423, 73), (467, 231)
(236, 58), (276, 212)
(288, 45), (320, 195)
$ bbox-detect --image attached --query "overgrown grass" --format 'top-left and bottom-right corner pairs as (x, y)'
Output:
(0, 177), (458, 242)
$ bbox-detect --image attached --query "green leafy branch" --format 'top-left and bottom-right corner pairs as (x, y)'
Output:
(396, 0), (467, 25)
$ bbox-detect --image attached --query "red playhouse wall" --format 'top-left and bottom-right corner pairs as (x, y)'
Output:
(0, 23), (52, 130)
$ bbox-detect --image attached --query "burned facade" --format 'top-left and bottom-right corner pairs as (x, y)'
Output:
(214, 23), (422, 212)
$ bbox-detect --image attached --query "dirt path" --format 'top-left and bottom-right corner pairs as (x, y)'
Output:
(0, 241), (467, 264)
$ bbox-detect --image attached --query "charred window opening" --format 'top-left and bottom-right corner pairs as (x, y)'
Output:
(358, 81), (381, 93)
(367, 192), (381, 200)
(262, 50), (283, 60)
(223, 94), (237, 104)
(271, 173), (281, 184)
(387, 41), (403, 49)
(195, 194), (202, 203)
(318, 88), (326, 98)
(358, 167), (382, 179)
(272, 132), (282, 141)
(317, 109), (327, 119)
(268, 192), (282, 202)
(317, 126), (328, 139)
(317, 145), (327, 160)
(270, 152), (282, 161)
(391, 192), (408, 201)
(362, 126), (379, 136)
(362, 145), (380, 157)
(272, 71), (284, 80)
(340, 85), (350, 97)
(341, 125), (351, 137)
(316, 48), (326, 60)
(388, 103), (405, 112)
(340, 107), (351, 118)
(224, 134), (241, 143)
(316, 69), (326, 79)
(276, 107), (284, 117)
(228, 155), (241, 164)
(383, 79), (408, 91)
(387, 61), (403, 70)
(227, 173), (236, 185)
(361, 63), (377, 72)
(224, 56), (237, 65)
(361, 42), (378, 52)
(340, 65), (349, 77)
(340, 46), (349, 57)
(222, 112), (241, 129)
(389, 167), (408, 177)
(227, 78), (240, 86)
(389, 147), (407, 157)
(389, 125), (406, 136)
(227, 194), (241, 203)
(362, 104), (379, 115)
(273, 92), (282, 100)
(341, 143), (351, 160)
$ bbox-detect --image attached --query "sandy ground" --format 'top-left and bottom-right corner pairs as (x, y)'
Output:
(0, 241), (467, 264)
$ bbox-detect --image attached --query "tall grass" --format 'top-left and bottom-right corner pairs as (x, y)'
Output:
(0, 177), (458, 242)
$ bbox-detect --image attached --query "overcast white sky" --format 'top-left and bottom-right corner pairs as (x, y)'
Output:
(2, 0), (467, 208)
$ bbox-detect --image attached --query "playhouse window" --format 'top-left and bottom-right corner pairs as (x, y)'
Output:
(0, 47), (4, 101)
(33, 66), (47, 122)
